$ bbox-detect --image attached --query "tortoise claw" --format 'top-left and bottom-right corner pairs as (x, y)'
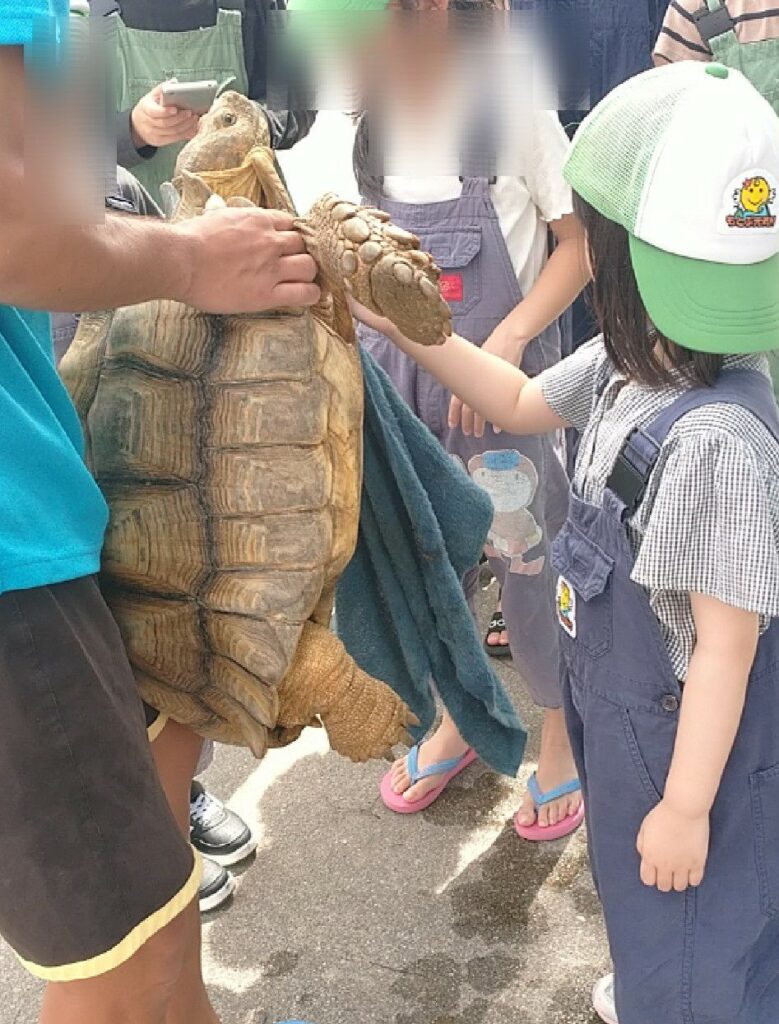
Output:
(300, 193), (452, 346)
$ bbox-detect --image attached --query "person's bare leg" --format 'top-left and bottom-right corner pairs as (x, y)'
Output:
(515, 707), (582, 828)
(150, 721), (219, 1024)
(152, 719), (203, 836)
(388, 706), (471, 803)
(39, 907), (193, 1024)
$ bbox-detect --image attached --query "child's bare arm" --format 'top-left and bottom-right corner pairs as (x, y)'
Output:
(350, 300), (568, 436)
(665, 595), (758, 816)
(637, 594), (759, 892)
(488, 213), (589, 364)
(448, 213), (589, 436)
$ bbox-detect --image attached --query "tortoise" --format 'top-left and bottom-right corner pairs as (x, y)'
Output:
(60, 92), (452, 761)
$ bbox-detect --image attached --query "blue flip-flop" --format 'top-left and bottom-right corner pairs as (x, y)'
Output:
(514, 772), (585, 841)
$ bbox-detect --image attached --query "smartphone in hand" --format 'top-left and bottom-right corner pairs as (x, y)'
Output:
(159, 80), (219, 115)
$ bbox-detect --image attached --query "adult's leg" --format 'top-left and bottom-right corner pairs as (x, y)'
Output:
(150, 721), (220, 1024)
(0, 580), (207, 1024)
(39, 909), (195, 1024)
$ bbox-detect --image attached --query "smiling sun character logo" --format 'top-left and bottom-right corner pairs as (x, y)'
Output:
(738, 176), (773, 216)
(727, 174), (777, 227)
(556, 577), (576, 638)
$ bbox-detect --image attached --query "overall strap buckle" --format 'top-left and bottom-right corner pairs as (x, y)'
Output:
(693, 2), (736, 44)
(606, 429), (662, 518)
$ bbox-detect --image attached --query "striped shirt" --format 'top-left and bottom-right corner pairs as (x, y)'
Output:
(540, 339), (779, 680)
(654, 1), (779, 63)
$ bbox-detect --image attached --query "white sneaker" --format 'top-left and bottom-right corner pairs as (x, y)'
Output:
(592, 974), (618, 1024)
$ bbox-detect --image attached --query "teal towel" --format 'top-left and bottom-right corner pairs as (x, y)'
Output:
(335, 349), (527, 778)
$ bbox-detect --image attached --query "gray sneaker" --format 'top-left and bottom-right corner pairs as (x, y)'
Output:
(190, 781), (257, 867)
(198, 856), (235, 913)
(592, 974), (618, 1024)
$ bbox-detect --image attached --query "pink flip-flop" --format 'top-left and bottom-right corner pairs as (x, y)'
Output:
(380, 745), (477, 814)
(514, 772), (585, 841)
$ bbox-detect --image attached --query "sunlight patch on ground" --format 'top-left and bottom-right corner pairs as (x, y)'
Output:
(226, 727), (331, 850)
(201, 920), (265, 994)
(434, 764), (534, 895)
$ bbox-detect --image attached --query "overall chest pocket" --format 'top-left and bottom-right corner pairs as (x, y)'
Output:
(425, 228), (483, 318)
(551, 520), (614, 658)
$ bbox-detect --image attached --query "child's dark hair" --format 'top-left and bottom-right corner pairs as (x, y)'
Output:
(573, 193), (724, 388)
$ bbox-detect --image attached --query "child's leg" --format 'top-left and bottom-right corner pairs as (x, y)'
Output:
(152, 719), (204, 835)
(495, 536), (579, 827)
(514, 708), (581, 829)
(484, 448), (580, 830)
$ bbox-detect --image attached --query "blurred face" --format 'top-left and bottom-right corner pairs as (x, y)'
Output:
(362, 0), (453, 109)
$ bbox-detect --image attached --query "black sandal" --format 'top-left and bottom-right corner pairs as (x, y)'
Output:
(484, 611), (511, 658)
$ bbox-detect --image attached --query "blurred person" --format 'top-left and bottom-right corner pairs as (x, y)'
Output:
(88, 0), (315, 205)
(355, 0), (590, 839)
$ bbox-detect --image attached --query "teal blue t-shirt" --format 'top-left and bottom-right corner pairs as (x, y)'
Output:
(0, 1), (109, 593)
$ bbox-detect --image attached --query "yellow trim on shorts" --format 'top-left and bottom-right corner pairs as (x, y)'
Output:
(16, 852), (202, 982)
(146, 713), (169, 744)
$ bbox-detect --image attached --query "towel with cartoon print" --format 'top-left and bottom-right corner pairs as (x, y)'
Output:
(335, 349), (527, 778)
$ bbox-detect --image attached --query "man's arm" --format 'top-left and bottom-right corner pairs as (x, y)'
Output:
(0, 48), (319, 314)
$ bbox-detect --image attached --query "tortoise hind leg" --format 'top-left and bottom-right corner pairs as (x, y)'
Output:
(276, 621), (417, 763)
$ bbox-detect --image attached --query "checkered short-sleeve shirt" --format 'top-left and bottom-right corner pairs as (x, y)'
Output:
(540, 338), (779, 679)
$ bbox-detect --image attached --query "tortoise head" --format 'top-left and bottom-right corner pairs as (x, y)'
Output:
(176, 91), (269, 176)
(172, 92), (293, 215)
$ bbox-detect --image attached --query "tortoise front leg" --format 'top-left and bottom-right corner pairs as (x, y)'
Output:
(296, 194), (452, 347)
(275, 621), (417, 763)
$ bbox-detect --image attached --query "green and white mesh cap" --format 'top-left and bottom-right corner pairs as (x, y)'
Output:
(565, 61), (779, 355)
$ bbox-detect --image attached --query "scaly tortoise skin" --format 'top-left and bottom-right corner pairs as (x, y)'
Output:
(60, 93), (452, 761)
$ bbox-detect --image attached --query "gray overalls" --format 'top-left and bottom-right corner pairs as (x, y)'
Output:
(357, 177), (569, 708)
(552, 368), (779, 1023)
(113, 1), (250, 205)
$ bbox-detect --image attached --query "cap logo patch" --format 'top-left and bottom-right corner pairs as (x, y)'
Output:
(721, 169), (777, 231)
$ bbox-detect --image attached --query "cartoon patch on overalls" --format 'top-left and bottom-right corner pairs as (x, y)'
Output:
(556, 576), (576, 638)
(724, 171), (777, 228)
(468, 450), (545, 576)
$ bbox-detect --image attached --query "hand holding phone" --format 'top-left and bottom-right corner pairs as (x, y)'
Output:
(130, 82), (204, 151)
(160, 80), (219, 115)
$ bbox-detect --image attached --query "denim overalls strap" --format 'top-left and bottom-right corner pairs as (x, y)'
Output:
(604, 367), (779, 522)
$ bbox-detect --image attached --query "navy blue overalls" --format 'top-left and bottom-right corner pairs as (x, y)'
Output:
(551, 368), (779, 1024)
